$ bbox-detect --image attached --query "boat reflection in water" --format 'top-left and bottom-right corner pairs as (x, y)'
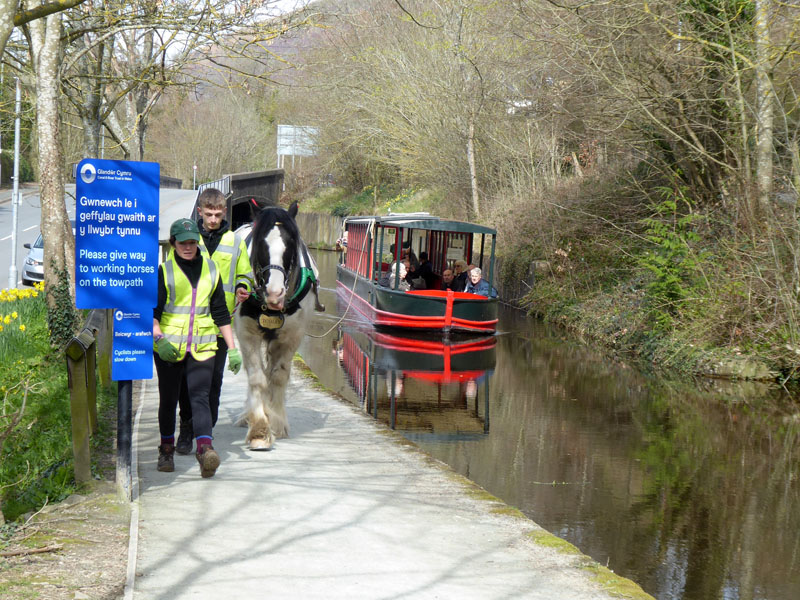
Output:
(334, 323), (496, 439)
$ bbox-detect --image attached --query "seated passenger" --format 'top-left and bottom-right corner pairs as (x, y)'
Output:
(415, 252), (435, 289)
(464, 267), (498, 298)
(453, 260), (469, 291)
(397, 241), (418, 270)
(405, 259), (427, 289)
(379, 262), (411, 291)
(441, 268), (458, 291)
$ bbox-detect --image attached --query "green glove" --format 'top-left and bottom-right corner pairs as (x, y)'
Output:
(156, 336), (180, 362)
(227, 348), (242, 374)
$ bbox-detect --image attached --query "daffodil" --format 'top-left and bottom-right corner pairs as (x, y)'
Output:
(19, 324), (25, 332)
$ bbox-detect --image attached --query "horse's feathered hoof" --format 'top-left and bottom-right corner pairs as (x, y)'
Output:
(249, 437), (272, 451)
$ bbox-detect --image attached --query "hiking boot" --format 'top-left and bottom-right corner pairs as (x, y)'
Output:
(157, 444), (175, 472)
(176, 419), (193, 455)
(196, 446), (220, 478)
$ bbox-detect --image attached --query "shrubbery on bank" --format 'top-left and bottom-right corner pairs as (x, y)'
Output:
(492, 177), (797, 384)
(0, 284), (114, 524)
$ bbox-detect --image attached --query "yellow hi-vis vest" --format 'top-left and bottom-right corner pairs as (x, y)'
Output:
(156, 251), (220, 361)
(199, 230), (253, 315)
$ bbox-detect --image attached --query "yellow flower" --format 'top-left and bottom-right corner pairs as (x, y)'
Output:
(11, 311), (17, 319)
(19, 324), (25, 332)
(3, 315), (9, 325)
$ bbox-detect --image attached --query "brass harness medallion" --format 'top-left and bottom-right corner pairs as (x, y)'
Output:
(258, 313), (285, 329)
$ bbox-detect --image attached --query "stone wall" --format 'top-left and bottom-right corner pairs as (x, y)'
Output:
(295, 212), (344, 250)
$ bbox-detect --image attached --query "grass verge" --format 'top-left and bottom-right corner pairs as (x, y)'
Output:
(0, 285), (117, 524)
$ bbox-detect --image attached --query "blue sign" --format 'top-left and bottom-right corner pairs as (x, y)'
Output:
(75, 159), (159, 309)
(112, 309), (153, 381)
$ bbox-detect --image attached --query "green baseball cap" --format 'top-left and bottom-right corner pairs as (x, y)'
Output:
(170, 218), (200, 242)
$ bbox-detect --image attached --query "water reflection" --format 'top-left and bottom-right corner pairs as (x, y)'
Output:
(333, 317), (495, 437)
(300, 249), (800, 600)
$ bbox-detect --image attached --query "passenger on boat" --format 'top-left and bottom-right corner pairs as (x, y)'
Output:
(389, 241), (417, 268)
(414, 252), (435, 289)
(401, 241), (418, 269)
(441, 268), (458, 291)
(405, 261), (427, 289)
(379, 262), (411, 291)
(464, 267), (498, 298)
(453, 260), (469, 290)
(335, 231), (348, 253)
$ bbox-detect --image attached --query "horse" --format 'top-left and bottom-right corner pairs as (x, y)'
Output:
(234, 201), (324, 450)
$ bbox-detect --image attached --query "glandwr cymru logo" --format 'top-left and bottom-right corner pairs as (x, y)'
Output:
(80, 162), (96, 184)
(115, 310), (141, 321)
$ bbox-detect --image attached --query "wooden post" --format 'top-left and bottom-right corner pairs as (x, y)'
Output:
(65, 329), (96, 484)
(86, 338), (98, 434)
(90, 308), (113, 389)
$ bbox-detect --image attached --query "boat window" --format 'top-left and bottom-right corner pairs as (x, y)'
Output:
(344, 223), (372, 278)
(444, 233), (469, 269)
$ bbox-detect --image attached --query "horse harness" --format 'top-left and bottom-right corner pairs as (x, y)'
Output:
(247, 230), (318, 331)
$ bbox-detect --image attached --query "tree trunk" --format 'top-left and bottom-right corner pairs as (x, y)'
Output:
(29, 7), (77, 345)
(77, 37), (109, 158)
(466, 114), (480, 220)
(0, 0), (16, 59)
(1, 0), (88, 58)
(754, 0), (774, 215)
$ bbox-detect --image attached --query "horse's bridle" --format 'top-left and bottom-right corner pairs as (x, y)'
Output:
(245, 221), (316, 324)
(254, 262), (292, 313)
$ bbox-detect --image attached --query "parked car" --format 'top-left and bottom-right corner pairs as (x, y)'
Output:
(22, 220), (75, 287)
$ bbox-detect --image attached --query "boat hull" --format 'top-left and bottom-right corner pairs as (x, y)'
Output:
(337, 265), (498, 334)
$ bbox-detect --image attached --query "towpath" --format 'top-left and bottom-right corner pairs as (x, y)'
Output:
(127, 364), (651, 599)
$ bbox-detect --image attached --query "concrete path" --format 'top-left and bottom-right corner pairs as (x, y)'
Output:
(129, 366), (648, 600)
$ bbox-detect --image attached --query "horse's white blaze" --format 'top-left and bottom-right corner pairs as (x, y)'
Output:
(265, 226), (286, 308)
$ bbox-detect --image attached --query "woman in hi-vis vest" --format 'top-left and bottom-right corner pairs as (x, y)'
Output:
(152, 218), (242, 478)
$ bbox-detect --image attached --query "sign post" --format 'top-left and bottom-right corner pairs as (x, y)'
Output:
(75, 158), (159, 500)
(276, 124), (318, 176)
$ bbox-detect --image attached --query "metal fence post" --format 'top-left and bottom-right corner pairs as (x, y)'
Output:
(117, 380), (132, 501)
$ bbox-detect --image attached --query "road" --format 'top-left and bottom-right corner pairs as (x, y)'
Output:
(0, 183), (198, 288)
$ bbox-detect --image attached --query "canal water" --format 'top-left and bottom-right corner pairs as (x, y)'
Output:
(298, 249), (800, 600)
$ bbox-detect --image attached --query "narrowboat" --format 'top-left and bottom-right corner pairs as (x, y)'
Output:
(336, 213), (498, 335)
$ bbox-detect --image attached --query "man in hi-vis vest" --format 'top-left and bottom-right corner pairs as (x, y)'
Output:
(175, 188), (253, 456)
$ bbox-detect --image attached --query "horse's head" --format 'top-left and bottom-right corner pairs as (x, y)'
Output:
(251, 202), (300, 312)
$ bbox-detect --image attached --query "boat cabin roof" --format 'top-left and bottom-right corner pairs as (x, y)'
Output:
(344, 213), (496, 236)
